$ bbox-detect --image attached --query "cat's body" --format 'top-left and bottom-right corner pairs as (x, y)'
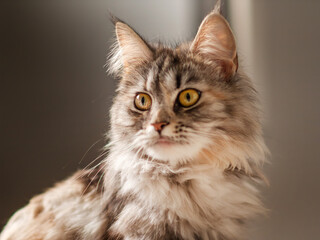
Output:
(0, 3), (268, 240)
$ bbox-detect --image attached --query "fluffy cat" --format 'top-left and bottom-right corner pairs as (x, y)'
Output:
(0, 2), (268, 240)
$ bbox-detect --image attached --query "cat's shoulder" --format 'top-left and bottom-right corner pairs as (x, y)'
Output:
(0, 169), (107, 240)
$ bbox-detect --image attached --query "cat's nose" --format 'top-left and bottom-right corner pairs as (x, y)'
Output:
(151, 122), (169, 133)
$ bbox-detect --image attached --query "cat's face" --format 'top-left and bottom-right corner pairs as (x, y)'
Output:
(109, 11), (261, 167)
(113, 50), (233, 164)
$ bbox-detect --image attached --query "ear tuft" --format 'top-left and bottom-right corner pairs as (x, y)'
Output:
(213, 0), (222, 14)
(108, 12), (121, 26)
(107, 20), (153, 76)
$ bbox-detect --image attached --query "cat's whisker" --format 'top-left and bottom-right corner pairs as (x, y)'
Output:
(83, 150), (108, 169)
(78, 138), (103, 165)
(75, 159), (106, 183)
(96, 171), (105, 193)
(80, 164), (105, 197)
(188, 128), (223, 139)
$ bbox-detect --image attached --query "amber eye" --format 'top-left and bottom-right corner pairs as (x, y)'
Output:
(178, 88), (201, 108)
(134, 93), (152, 111)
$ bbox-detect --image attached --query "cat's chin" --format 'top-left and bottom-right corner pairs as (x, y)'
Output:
(145, 141), (203, 164)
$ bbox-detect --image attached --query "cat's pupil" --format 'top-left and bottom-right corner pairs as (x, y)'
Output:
(186, 93), (191, 102)
(141, 96), (145, 105)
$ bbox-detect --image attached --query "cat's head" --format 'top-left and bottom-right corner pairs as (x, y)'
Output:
(108, 5), (266, 172)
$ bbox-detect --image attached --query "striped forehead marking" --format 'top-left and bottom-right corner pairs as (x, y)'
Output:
(146, 66), (156, 91)
(145, 54), (185, 93)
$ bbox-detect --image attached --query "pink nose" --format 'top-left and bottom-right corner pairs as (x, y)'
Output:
(151, 122), (169, 133)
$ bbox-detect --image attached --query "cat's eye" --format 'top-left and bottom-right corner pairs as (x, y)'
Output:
(178, 88), (201, 108)
(134, 93), (152, 111)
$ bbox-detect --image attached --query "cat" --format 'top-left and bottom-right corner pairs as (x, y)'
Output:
(0, 1), (268, 240)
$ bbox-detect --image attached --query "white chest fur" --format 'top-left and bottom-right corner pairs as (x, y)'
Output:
(109, 153), (263, 240)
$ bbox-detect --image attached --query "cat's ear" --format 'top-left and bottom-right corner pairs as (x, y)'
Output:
(190, 3), (238, 78)
(109, 19), (153, 75)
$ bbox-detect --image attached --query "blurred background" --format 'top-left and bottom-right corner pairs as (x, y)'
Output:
(1, 0), (319, 239)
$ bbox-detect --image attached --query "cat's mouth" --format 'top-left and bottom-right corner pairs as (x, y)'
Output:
(155, 136), (176, 146)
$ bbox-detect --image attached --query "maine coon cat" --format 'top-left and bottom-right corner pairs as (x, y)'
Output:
(0, 2), (268, 240)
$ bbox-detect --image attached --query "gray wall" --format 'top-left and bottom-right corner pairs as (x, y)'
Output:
(250, 1), (320, 239)
(0, 0), (116, 228)
(229, 0), (320, 239)
(1, 0), (320, 239)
